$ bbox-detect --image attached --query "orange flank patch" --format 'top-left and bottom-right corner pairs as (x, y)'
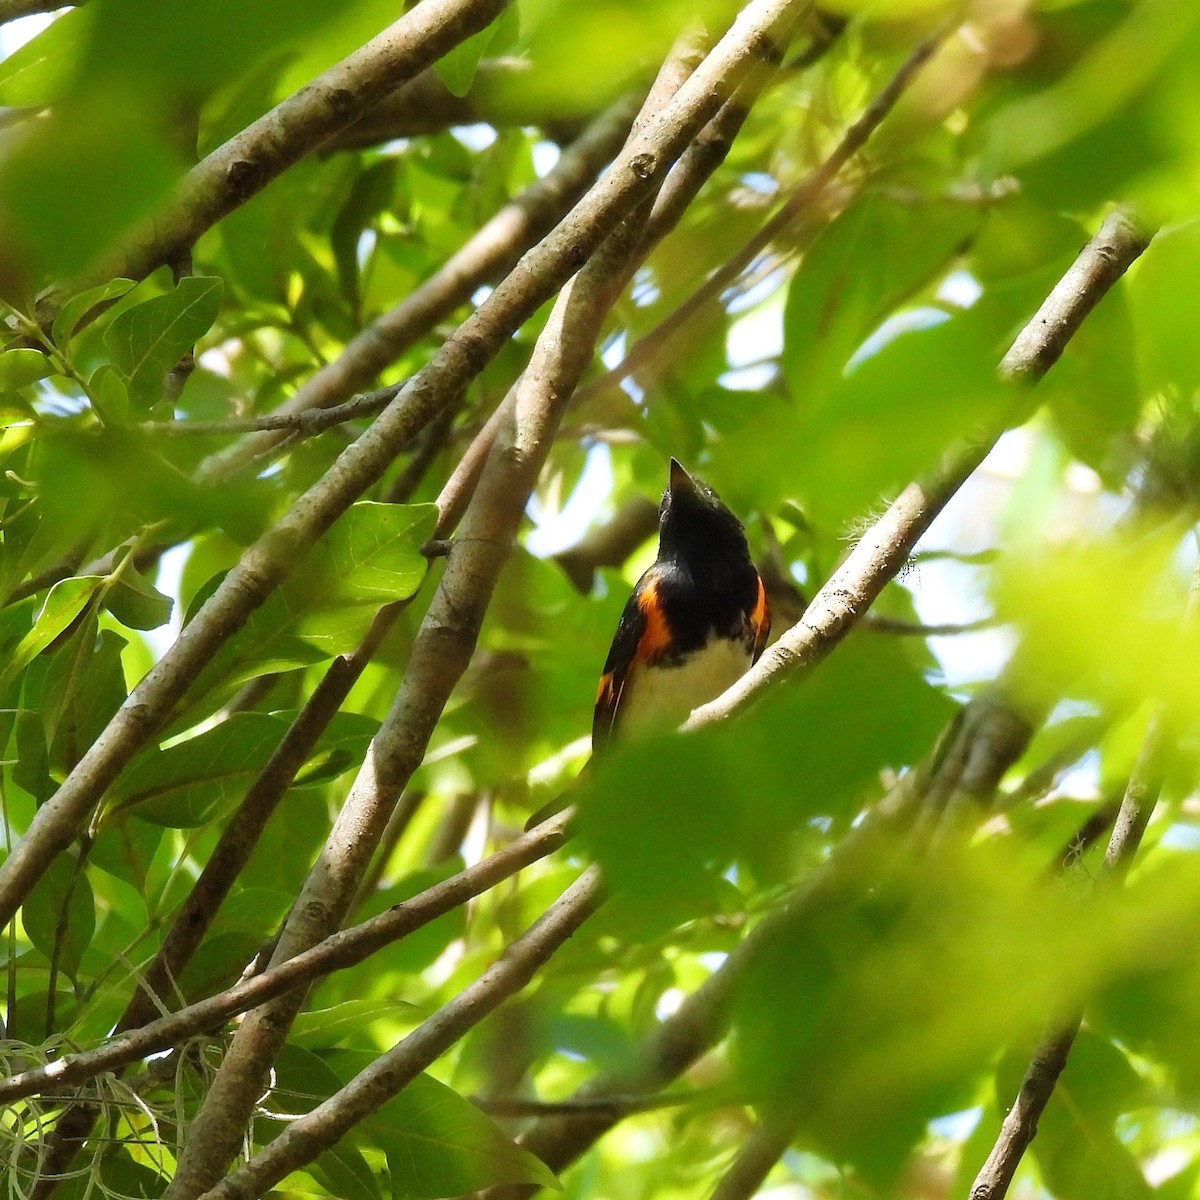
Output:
(749, 574), (770, 659)
(636, 578), (672, 659)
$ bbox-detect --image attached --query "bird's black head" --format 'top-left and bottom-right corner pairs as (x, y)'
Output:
(657, 458), (751, 568)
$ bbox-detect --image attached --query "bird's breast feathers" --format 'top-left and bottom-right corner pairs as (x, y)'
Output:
(615, 631), (754, 739)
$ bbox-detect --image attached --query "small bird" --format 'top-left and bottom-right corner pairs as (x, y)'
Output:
(525, 459), (769, 830)
(591, 458), (770, 752)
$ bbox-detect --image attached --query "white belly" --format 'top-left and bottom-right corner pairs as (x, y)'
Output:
(617, 635), (752, 739)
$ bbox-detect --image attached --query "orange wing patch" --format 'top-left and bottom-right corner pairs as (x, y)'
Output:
(749, 574), (770, 661)
(635, 577), (672, 660)
(595, 670), (617, 707)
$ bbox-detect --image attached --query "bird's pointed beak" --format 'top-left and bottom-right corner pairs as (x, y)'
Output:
(669, 458), (699, 499)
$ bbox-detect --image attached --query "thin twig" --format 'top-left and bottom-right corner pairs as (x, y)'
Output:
(197, 867), (606, 1200)
(863, 614), (995, 637)
(142, 387), (400, 437)
(0, 811), (574, 1106)
(571, 20), (950, 412)
(684, 210), (1151, 733)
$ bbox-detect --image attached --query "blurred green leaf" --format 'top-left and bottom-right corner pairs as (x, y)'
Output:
(1128, 216), (1200, 397)
(730, 842), (1096, 1185)
(782, 191), (983, 403)
(434, 21), (500, 98)
(0, 347), (51, 393)
(331, 159), (397, 312)
(579, 636), (954, 930)
(1, 99), (184, 279)
(0, 6), (92, 106)
(103, 564), (174, 631)
(21, 852), (95, 984)
(357, 1072), (558, 1198)
(994, 527), (1200, 728)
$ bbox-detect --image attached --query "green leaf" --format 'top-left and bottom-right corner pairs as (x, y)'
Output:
(41, 619), (127, 768)
(2, 97), (183, 279)
(89, 816), (163, 890)
(52, 278), (137, 347)
(114, 712), (292, 827)
(1128, 216), (1200, 396)
(0, 575), (104, 696)
(292, 710), (380, 786)
(103, 564), (174, 630)
(174, 503), (434, 719)
(88, 363), (131, 427)
(317, 501), (437, 604)
(0, 6), (92, 106)
(292, 1000), (416, 1050)
(0, 348), (52, 393)
(104, 276), (223, 409)
(578, 635), (955, 931)
(782, 191), (983, 403)
(266, 1044), (384, 1200)
(332, 159), (397, 311)
(21, 852), (95, 984)
(360, 1073), (558, 1198)
(433, 20), (499, 97)
(175, 930), (268, 1002)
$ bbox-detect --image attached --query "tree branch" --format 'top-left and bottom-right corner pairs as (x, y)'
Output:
(709, 1118), (796, 1200)
(683, 210), (1150, 733)
(570, 19), (947, 415)
(202, 90), (641, 478)
(323, 57), (572, 147)
(197, 867), (606, 1200)
(0, 0), (66, 22)
(163, 24), (764, 1193)
(37, 0), (517, 324)
(0, 811), (574, 1106)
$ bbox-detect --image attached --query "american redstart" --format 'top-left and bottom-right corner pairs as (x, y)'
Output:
(526, 459), (769, 829)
